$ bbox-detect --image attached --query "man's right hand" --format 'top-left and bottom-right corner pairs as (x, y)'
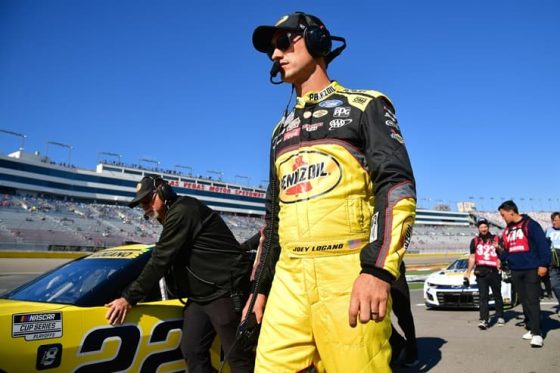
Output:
(242, 293), (267, 324)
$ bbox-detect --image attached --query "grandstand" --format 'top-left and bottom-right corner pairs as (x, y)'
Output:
(0, 194), (162, 250)
(0, 148), (555, 253)
(0, 193), (264, 250)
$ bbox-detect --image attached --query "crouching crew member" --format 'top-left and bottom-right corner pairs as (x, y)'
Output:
(106, 175), (254, 372)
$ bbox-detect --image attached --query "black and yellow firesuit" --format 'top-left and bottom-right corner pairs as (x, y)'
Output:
(254, 81), (416, 372)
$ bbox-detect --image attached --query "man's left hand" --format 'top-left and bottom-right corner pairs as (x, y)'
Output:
(348, 273), (390, 327)
(537, 266), (548, 277)
(105, 297), (132, 325)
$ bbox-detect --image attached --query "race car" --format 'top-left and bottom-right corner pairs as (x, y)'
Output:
(423, 255), (517, 309)
(0, 244), (229, 373)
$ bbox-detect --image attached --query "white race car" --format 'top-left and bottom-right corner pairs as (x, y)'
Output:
(423, 255), (517, 309)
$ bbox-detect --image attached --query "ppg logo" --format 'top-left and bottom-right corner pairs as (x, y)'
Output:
(333, 107), (351, 117)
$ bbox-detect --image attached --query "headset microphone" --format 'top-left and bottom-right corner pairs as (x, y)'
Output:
(325, 35), (347, 66)
(269, 61), (283, 84)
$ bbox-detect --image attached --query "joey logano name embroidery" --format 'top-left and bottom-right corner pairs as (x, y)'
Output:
(293, 243), (344, 252)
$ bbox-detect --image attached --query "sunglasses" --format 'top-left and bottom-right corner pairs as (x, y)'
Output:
(267, 32), (301, 58)
(139, 192), (155, 207)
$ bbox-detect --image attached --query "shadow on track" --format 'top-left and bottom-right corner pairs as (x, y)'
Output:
(392, 337), (446, 372)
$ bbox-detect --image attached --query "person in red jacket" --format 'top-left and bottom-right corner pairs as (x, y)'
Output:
(497, 200), (551, 348)
(464, 218), (504, 329)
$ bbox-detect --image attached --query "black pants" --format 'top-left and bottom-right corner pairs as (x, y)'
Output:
(181, 296), (254, 373)
(511, 269), (542, 336)
(476, 268), (503, 321)
(390, 262), (418, 361)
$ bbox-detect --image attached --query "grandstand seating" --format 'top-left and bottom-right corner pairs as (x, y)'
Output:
(0, 193), (554, 253)
(478, 211), (552, 230)
(408, 225), (473, 254)
(0, 194), (263, 250)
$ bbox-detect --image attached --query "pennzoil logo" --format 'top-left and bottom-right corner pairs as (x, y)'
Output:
(279, 150), (342, 203)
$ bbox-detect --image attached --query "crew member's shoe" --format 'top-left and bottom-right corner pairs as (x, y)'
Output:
(478, 320), (488, 330)
(395, 348), (420, 368)
(530, 335), (543, 347)
(522, 331), (533, 340)
(497, 317), (505, 326)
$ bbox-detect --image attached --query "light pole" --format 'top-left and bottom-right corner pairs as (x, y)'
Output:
(175, 164), (193, 175)
(235, 175), (250, 185)
(0, 129), (27, 151)
(207, 170), (223, 181)
(98, 151), (122, 164)
(46, 141), (73, 164)
(140, 157), (160, 170)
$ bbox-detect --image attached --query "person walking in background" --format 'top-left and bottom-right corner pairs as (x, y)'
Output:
(464, 218), (504, 329)
(497, 200), (551, 348)
(545, 211), (560, 315)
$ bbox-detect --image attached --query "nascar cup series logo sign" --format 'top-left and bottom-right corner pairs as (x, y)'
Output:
(279, 150), (341, 203)
(12, 312), (63, 341)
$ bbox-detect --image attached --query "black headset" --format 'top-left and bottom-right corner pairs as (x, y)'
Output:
(269, 12), (346, 83)
(145, 175), (177, 204)
(297, 12), (332, 58)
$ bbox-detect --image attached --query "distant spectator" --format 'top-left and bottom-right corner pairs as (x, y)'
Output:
(545, 211), (560, 315)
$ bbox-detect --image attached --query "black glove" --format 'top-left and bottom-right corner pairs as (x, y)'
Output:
(236, 312), (261, 352)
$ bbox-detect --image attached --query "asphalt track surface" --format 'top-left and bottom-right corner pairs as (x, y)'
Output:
(2, 258), (560, 372)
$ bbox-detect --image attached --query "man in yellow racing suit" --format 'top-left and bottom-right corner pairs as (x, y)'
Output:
(243, 12), (416, 372)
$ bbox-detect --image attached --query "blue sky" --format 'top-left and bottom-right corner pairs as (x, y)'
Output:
(1, 0), (559, 212)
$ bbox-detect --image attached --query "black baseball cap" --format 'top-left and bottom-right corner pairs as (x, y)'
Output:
(476, 218), (490, 227)
(252, 12), (326, 53)
(128, 177), (156, 208)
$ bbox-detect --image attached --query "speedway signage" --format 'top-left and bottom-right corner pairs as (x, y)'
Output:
(168, 180), (265, 199)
